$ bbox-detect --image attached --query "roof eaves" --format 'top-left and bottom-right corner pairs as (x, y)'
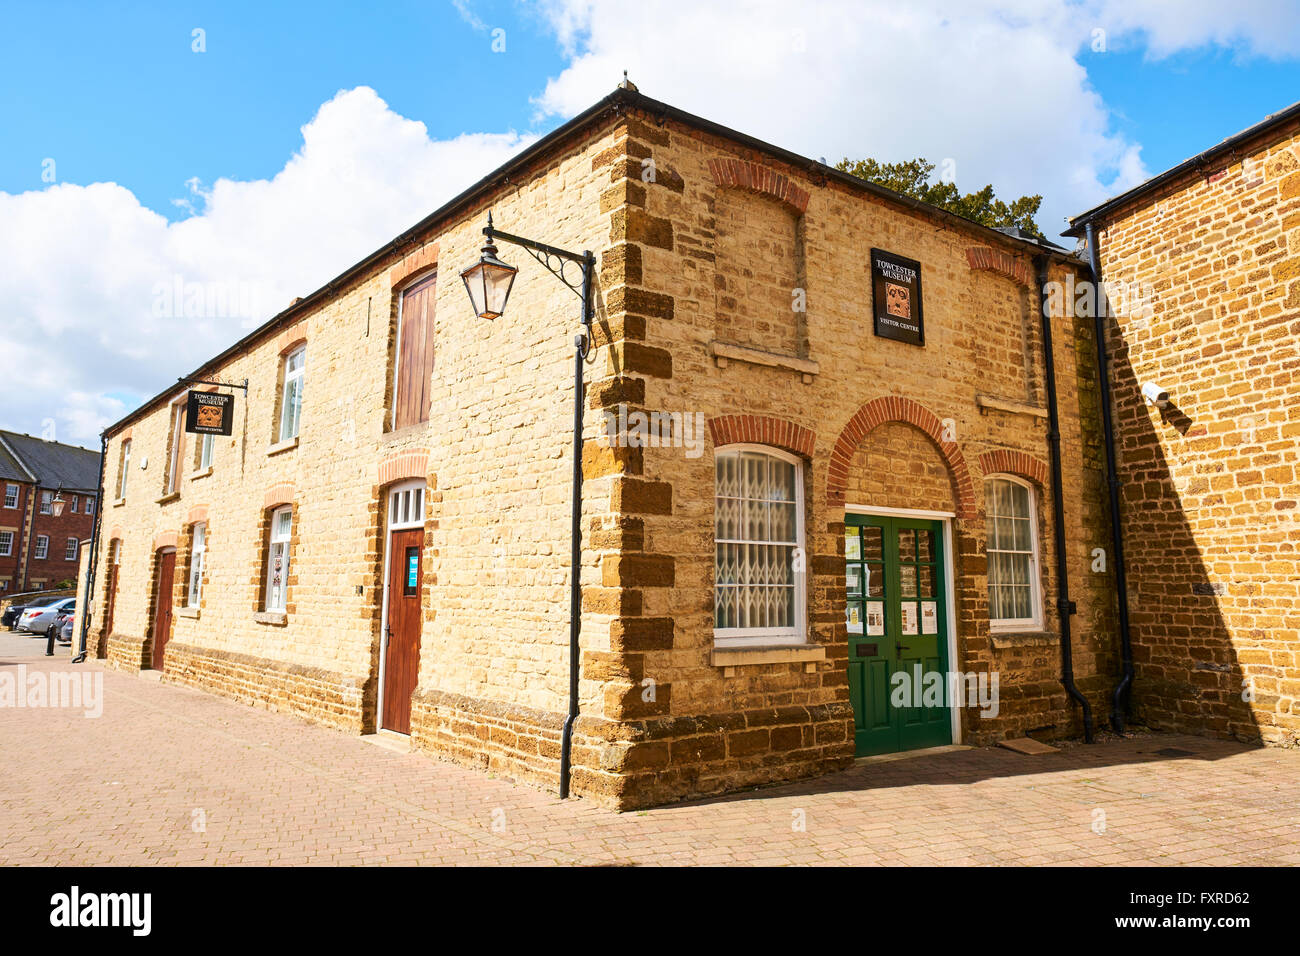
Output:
(1065, 98), (1300, 237)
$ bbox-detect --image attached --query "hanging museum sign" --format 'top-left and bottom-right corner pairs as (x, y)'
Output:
(870, 248), (924, 345)
(184, 390), (235, 436)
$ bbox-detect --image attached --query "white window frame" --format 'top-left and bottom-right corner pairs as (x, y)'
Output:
(187, 523), (206, 607)
(278, 347), (306, 443)
(198, 433), (215, 470)
(387, 479), (426, 531)
(985, 475), (1044, 631)
(264, 506), (293, 612)
(34, 535), (48, 560)
(3, 484), (17, 509)
(165, 401), (185, 495)
(69, 494), (79, 514)
(117, 440), (131, 497)
(713, 444), (807, 647)
(39, 491), (52, 515)
(0, 531), (12, 556)
(85, 496), (96, 515)
(64, 537), (78, 561)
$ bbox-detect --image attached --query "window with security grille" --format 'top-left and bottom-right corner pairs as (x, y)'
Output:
(264, 507), (292, 612)
(714, 447), (805, 643)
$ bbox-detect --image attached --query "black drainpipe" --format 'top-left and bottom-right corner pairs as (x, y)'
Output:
(72, 431), (108, 665)
(1035, 256), (1094, 743)
(1083, 222), (1136, 732)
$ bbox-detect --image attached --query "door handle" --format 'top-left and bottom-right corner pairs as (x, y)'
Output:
(386, 625), (393, 648)
(896, 642), (907, 654)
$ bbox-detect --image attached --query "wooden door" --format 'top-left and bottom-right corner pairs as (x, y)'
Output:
(151, 550), (176, 670)
(845, 515), (951, 756)
(393, 274), (436, 430)
(102, 558), (119, 657)
(382, 528), (423, 733)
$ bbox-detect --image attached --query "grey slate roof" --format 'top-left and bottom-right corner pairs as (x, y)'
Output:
(0, 432), (101, 491)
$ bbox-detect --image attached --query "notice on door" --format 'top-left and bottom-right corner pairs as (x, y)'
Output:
(866, 601), (885, 636)
(901, 602), (918, 635)
(921, 600), (938, 634)
(847, 604), (863, 634)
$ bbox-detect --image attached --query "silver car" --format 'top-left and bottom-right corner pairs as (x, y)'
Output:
(18, 598), (74, 633)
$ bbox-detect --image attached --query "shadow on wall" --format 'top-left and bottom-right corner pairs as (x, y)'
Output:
(1108, 324), (1261, 745)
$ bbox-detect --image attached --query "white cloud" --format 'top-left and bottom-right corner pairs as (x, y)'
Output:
(0, 87), (534, 444)
(531, 0), (1299, 242)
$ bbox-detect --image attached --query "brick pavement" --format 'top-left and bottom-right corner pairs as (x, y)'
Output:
(3, 632), (1298, 866)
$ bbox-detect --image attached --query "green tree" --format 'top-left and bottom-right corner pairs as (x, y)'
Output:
(835, 157), (1044, 238)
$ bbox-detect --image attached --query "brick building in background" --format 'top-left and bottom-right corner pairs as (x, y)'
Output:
(1067, 100), (1300, 747)
(86, 86), (1122, 809)
(0, 431), (101, 594)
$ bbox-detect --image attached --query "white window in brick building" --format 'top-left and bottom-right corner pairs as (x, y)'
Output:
(34, 535), (48, 560)
(985, 476), (1043, 629)
(0, 531), (12, 556)
(69, 494), (79, 514)
(198, 433), (214, 470)
(264, 507), (292, 612)
(3, 484), (17, 509)
(278, 347), (306, 443)
(39, 491), (52, 514)
(714, 446), (805, 646)
(116, 440), (131, 498)
(85, 496), (96, 515)
(64, 537), (78, 561)
(165, 401), (185, 495)
(188, 523), (206, 606)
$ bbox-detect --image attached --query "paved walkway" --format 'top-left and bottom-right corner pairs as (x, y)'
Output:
(3, 630), (1298, 866)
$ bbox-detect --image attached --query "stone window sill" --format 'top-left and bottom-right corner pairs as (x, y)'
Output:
(976, 394), (1048, 418)
(177, 606), (200, 619)
(990, 630), (1055, 649)
(711, 643), (826, 676)
(190, 467), (213, 481)
(267, 437), (299, 457)
(155, 492), (181, 506)
(113, 497), (126, 508)
(709, 340), (819, 383)
(253, 611), (287, 626)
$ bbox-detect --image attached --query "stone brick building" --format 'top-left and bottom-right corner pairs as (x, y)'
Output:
(87, 86), (1121, 808)
(0, 431), (100, 594)
(1067, 100), (1300, 748)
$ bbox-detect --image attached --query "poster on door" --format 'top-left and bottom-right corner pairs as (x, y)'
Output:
(866, 601), (885, 636)
(921, 600), (938, 634)
(901, 602), (918, 635)
(847, 603), (862, 634)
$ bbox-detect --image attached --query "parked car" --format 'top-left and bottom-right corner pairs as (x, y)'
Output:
(17, 598), (74, 634)
(49, 609), (76, 645)
(4, 598), (59, 630)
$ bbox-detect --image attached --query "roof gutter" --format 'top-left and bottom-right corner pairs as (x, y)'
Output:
(1065, 97), (1300, 237)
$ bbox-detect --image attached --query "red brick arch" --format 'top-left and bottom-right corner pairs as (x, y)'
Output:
(707, 158), (811, 215)
(965, 246), (1032, 287)
(827, 397), (975, 519)
(378, 449), (430, 486)
(152, 531), (178, 552)
(264, 483), (295, 510)
(978, 449), (1049, 487)
(186, 505), (209, 525)
(708, 415), (815, 459)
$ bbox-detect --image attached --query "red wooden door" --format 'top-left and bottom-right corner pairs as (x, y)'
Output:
(102, 561), (119, 657)
(151, 550), (176, 670)
(382, 529), (423, 733)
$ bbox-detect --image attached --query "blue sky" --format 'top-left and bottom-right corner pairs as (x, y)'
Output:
(1, 1), (1297, 444)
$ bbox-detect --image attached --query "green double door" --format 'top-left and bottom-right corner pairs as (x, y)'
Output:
(844, 514), (952, 756)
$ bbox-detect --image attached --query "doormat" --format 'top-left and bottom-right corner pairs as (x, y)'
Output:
(998, 737), (1059, 755)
